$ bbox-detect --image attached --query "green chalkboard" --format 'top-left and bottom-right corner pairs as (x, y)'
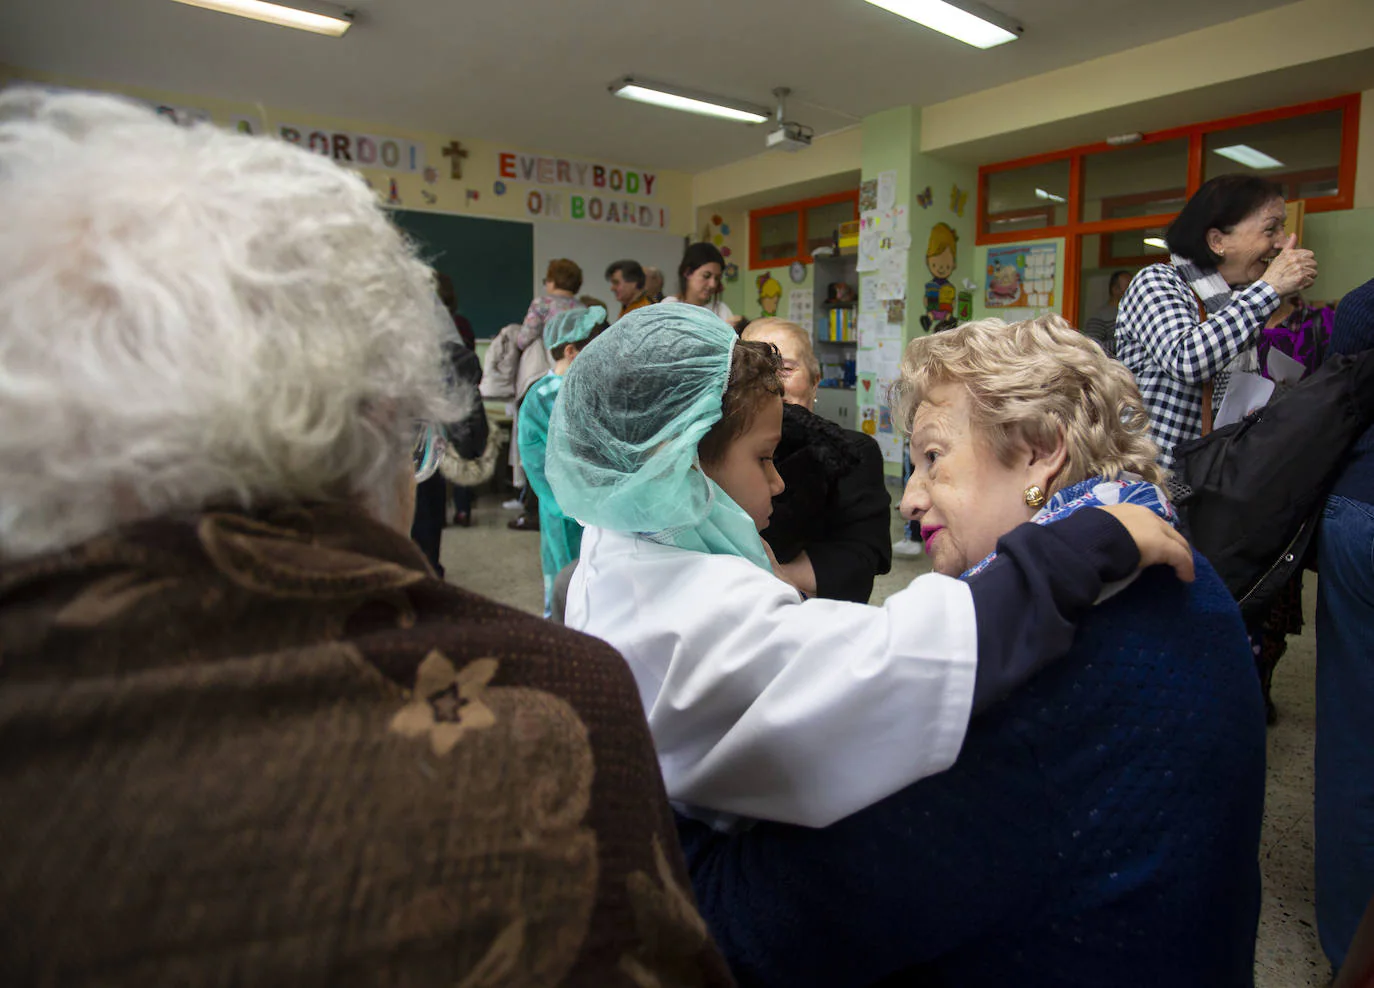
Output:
(388, 209), (533, 339)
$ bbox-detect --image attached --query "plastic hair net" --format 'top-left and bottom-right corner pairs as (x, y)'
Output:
(544, 305), (607, 351)
(546, 303), (736, 535)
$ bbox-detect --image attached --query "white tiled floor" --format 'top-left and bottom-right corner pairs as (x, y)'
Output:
(443, 496), (1330, 986)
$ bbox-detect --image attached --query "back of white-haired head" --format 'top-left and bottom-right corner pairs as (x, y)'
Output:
(0, 88), (455, 560)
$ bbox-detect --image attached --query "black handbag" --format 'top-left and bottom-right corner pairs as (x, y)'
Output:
(1169, 350), (1374, 618)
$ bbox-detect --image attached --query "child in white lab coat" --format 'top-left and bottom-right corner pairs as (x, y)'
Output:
(545, 302), (1192, 830)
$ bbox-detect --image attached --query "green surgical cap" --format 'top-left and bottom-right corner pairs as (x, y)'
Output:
(544, 305), (606, 350)
(546, 303), (738, 536)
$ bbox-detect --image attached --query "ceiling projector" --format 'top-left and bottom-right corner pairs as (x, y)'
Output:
(766, 122), (813, 152)
(764, 87), (813, 152)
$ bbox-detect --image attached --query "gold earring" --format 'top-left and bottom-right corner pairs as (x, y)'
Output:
(1023, 485), (1045, 508)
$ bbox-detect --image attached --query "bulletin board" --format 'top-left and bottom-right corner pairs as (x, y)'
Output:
(532, 222), (686, 305)
(388, 209), (534, 338)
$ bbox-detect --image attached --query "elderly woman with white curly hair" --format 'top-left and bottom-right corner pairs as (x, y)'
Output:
(678, 315), (1267, 988)
(0, 89), (733, 987)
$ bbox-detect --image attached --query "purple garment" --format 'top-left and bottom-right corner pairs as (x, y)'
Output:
(1256, 303), (1335, 382)
(517, 294), (585, 351)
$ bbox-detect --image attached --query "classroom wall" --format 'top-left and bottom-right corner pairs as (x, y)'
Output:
(970, 237), (1067, 324)
(857, 107), (979, 474)
(741, 264), (815, 323)
(0, 65), (697, 234)
(691, 206), (749, 316)
(1302, 207), (1374, 302)
(692, 127), (863, 213)
(920, 0), (1374, 178)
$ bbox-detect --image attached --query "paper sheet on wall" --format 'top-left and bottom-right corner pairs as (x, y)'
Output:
(857, 313), (883, 348)
(877, 170), (897, 212)
(857, 372), (878, 406)
(877, 276), (906, 302)
(858, 230), (880, 272)
(879, 249), (907, 278)
(786, 289), (813, 326)
(859, 178), (878, 213)
(859, 275), (879, 310)
(875, 431), (902, 461)
(856, 348), (880, 376)
(875, 336), (902, 379)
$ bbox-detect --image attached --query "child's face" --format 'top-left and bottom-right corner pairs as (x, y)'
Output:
(702, 396), (785, 531)
(928, 247), (955, 280)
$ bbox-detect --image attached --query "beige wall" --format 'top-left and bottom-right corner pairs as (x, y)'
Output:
(1357, 89), (1374, 208)
(921, 0), (1374, 169)
(692, 127), (862, 212)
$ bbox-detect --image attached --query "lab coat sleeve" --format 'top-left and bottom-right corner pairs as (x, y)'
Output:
(627, 551), (978, 829)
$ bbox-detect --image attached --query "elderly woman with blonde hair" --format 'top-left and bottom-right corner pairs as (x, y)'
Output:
(741, 318), (892, 602)
(0, 89), (731, 987)
(679, 315), (1266, 988)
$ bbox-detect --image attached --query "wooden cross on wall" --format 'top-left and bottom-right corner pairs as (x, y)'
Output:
(442, 140), (468, 179)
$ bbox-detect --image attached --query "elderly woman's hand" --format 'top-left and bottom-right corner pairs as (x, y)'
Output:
(1259, 234), (1318, 297)
(1095, 504), (1195, 583)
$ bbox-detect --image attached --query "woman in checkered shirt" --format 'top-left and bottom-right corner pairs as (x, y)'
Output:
(1114, 175), (1318, 468)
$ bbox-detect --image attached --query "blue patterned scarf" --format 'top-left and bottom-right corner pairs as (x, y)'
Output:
(963, 476), (1177, 588)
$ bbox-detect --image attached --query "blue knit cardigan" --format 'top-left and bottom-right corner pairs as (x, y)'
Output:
(678, 552), (1267, 988)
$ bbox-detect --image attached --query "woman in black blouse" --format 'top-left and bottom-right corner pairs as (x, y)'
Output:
(742, 318), (893, 602)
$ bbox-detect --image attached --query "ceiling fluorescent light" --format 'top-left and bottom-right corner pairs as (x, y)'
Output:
(863, 0), (1021, 49)
(1143, 237), (1169, 250)
(1035, 188), (1066, 203)
(1212, 144), (1284, 169)
(609, 77), (770, 124)
(168, 0), (353, 37)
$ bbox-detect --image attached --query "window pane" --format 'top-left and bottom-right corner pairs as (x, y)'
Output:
(1203, 110), (1344, 200)
(757, 210), (799, 262)
(805, 199), (856, 254)
(984, 159), (1070, 235)
(1078, 241), (1146, 333)
(1100, 225), (1171, 267)
(1083, 139), (1189, 223)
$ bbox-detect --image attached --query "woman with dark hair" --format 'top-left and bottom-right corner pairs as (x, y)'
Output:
(1114, 174), (1317, 467)
(663, 241), (740, 328)
(435, 272), (476, 351)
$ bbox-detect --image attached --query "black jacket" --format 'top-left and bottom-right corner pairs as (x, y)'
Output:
(444, 341), (488, 460)
(761, 402), (893, 603)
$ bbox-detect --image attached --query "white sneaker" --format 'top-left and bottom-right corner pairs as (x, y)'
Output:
(501, 498), (524, 510)
(892, 537), (924, 558)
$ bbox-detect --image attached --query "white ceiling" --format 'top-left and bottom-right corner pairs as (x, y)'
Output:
(1, 0), (1299, 173)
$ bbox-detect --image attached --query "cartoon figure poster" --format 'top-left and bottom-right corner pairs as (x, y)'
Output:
(986, 243), (1058, 309)
(756, 271), (782, 316)
(922, 223), (958, 330)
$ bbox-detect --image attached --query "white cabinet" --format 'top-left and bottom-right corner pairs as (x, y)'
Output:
(813, 388), (856, 429)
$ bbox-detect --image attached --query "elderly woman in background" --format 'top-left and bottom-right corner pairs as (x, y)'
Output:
(644, 264), (666, 303)
(1115, 173), (1317, 467)
(0, 89), (731, 987)
(741, 318), (892, 602)
(680, 316), (1264, 988)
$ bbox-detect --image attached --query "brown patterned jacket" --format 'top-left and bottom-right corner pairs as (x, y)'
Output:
(0, 503), (734, 987)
